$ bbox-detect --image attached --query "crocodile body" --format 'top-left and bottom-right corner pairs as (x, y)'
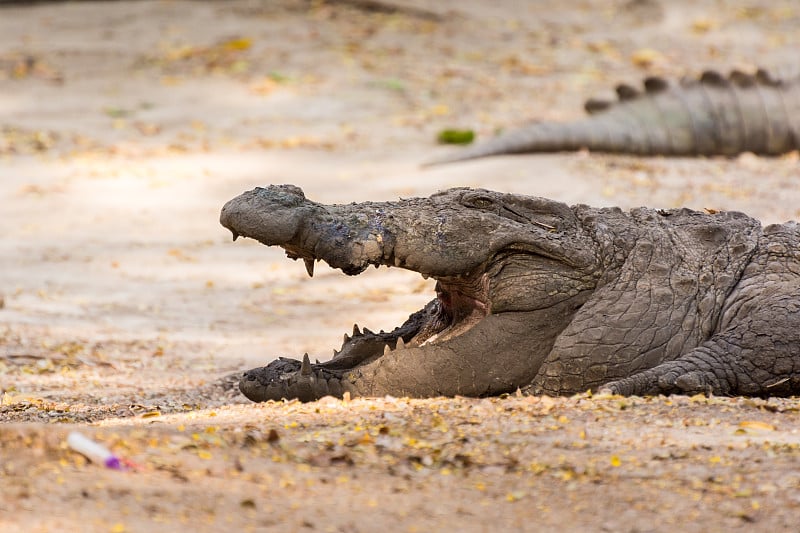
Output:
(428, 68), (800, 164)
(221, 185), (800, 401)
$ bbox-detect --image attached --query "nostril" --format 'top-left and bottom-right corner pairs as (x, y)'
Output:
(242, 371), (256, 381)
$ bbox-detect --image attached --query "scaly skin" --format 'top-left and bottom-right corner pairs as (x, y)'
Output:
(426, 68), (800, 164)
(221, 185), (800, 401)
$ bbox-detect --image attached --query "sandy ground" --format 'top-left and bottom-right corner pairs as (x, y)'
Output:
(1, 0), (799, 531)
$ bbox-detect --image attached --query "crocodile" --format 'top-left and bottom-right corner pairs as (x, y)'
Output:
(221, 185), (800, 402)
(427, 68), (800, 164)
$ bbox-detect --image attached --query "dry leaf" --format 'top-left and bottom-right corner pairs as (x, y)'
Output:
(691, 18), (717, 33)
(222, 37), (253, 52)
(738, 420), (775, 431)
(630, 48), (663, 68)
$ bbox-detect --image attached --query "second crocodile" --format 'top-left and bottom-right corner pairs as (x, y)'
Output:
(428, 68), (800, 164)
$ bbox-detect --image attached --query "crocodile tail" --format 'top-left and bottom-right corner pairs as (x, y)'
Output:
(423, 118), (643, 166)
(780, 67), (800, 151)
(423, 79), (689, 165)
(695, 68), (800, 156)
(425, 68), (800, 164)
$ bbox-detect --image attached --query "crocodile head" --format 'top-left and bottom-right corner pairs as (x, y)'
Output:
(221, 185), (605, 401)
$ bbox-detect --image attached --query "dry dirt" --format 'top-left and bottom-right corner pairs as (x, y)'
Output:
(1, 1), (799, 531)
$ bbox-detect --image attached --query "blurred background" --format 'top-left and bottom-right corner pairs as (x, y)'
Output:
(0, 0), (798, 410)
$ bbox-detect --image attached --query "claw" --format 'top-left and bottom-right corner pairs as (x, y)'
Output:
(303, 258), (315, 278)
(301, 353), (312, 376)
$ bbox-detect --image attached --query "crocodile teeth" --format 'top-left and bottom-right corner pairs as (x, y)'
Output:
(333, 349), (340, 357)
(303, 258), (315, 278)
(231, 231), (239, 242)
(301, 353), (312, 376)
(352, 324), (361, 337)
(396, 337), (405, 350)
(343, 333), (351, 344)
(363, 327), (374, 335)
(421, 273), (429, 280)
(315, 358), (320, 364)
(383, 344), (392, 356)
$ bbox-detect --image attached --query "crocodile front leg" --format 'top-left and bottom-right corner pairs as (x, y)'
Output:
(601, 296), (800, 397)
(598, 343), (737, 396)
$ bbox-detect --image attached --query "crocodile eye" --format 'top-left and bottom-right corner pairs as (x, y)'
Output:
(462, 194), (494, 209)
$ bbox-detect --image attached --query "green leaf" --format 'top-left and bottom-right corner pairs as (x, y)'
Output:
(437, 129), (475, 145)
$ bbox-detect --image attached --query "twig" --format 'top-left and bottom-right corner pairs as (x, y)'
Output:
(318, 0), (444, 21)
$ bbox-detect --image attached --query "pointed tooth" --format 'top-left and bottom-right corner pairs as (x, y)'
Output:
(383, 344), (392, 356)
(343, 333), (351, 344)
(303, 258), (315, 278)
(328, 378), (343, 397)
(396, 337), (405, 350)
(333, 349), (340, 357)
(352, 324), (361, 337)
(301, 353), (312, 376)
(231, 231), (239, 241)
(363, 327), (374, 336)
(380, 330), (385, 334)
(315, 359), (320, 364)
(421, 273), (429, 280)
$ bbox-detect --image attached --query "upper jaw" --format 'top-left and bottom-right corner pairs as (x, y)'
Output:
(220, 185), (491, 279)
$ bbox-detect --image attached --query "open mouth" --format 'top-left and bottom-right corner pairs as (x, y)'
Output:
(221, 184), (590, 402)
(216, 184), (505, 402)
(237, 255), (492, 402)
